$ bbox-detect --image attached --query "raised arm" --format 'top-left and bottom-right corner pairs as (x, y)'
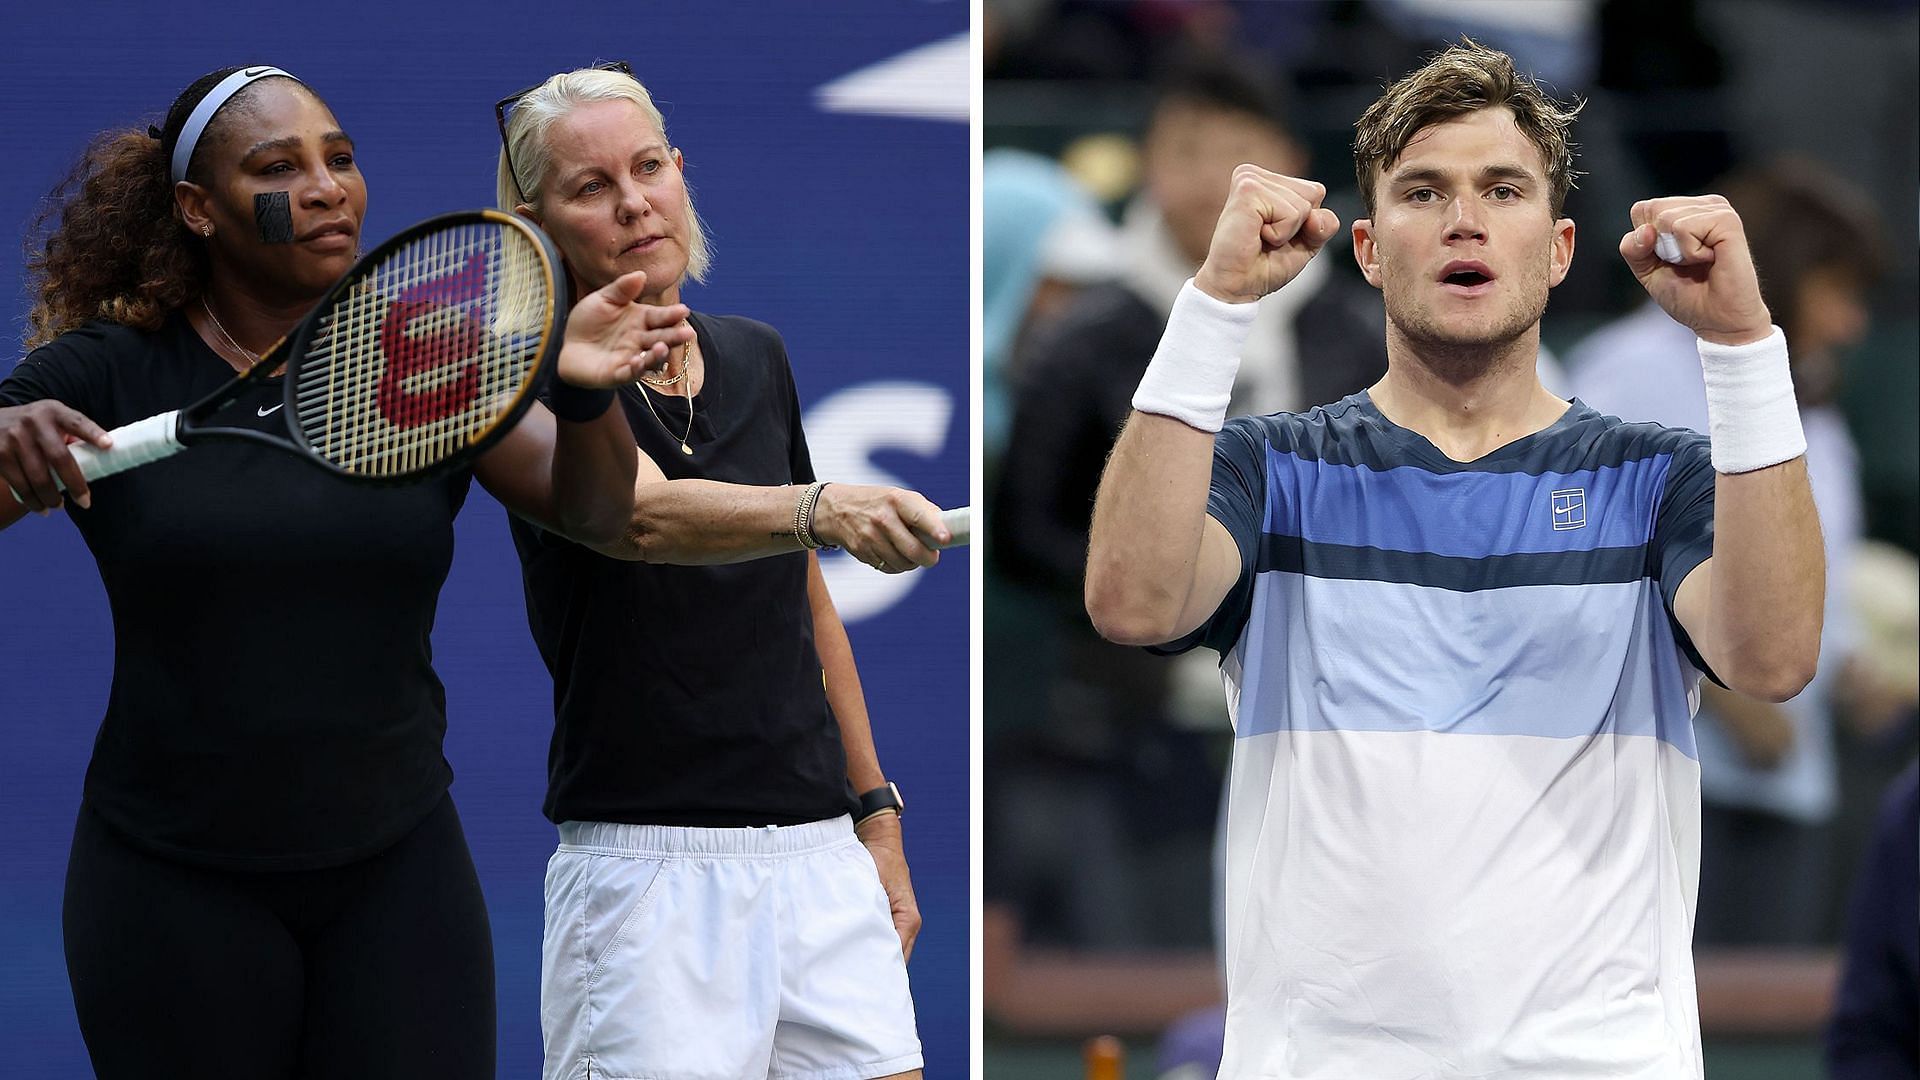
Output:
(478, 270), (691, 545)
(1085, 413), (1242, 645)
(1623, 197), (1824, 700)
(1085, 165), (1340, 645)
(1672, 460), (1824, 700)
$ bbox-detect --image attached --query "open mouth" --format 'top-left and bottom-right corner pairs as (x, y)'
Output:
(1438, 263), (1496, 295)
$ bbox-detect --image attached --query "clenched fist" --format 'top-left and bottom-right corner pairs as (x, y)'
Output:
(1192, 164), (1342, 305)
(1619, 195), (1773, 347)
(812, 483), (948, 573)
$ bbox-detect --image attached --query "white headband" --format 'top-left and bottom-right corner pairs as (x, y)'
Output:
(170, 66), (298, 184)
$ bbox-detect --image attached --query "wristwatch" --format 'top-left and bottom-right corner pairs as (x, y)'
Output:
(854, 781), (904, 825)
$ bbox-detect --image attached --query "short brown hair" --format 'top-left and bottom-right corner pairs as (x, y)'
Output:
(1353, 38), (1583, 219)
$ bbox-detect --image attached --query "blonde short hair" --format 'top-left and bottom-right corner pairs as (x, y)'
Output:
(496, 66), (711, 283)
(1353, 38), (1583, 219)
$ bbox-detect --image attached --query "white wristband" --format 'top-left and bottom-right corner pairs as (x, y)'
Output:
(1699, 326), (1805, 474)
(1130, 279), (1259, 433)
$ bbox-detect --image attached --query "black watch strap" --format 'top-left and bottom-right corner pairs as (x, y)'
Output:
(854, 781), (904, 825)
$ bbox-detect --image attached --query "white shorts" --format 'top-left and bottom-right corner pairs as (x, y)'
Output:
(541, 816), (922, 1080)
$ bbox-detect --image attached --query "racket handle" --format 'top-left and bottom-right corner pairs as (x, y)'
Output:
(938, 505), (971, 548)
(67, 411), (185, 485)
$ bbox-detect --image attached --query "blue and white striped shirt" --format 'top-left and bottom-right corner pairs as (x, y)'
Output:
(1166, 392), (1717, 1079)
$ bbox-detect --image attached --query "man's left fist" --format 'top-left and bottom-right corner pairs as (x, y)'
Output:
(1620, 195), (1774, 347)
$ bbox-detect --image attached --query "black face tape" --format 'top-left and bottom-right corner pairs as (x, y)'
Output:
(254, 191), (294, 244)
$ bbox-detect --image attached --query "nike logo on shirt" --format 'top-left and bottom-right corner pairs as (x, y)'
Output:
(257, 403), (284, 417)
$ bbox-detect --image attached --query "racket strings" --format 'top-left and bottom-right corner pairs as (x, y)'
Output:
(294, 220), (550, 478)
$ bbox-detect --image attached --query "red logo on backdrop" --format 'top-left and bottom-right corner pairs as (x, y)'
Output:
(375, 251), (488, 429)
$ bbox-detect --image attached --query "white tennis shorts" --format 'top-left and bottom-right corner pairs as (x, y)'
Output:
(541, 815), (922, 1080)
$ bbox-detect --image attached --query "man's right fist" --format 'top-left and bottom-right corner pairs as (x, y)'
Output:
(1192, 164), (1341, 305)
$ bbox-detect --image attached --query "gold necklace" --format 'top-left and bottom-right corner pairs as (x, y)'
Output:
(201, 298), (260, 371)
(636, 340), (697, 455)
(638, 339), (690, 388)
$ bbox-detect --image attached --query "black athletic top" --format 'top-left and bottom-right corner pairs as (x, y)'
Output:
(511, 312), (854, 827)
(1, 314), (469, 871)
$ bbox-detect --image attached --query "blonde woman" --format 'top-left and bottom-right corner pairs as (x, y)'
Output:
(494, 63), (932, 1080)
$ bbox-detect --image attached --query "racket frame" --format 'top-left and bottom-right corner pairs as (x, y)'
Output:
(173, 208), (564, 484)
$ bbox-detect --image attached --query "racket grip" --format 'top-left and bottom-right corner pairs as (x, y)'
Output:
(938, 506), (971, 548)
(67, 411), (185, 485)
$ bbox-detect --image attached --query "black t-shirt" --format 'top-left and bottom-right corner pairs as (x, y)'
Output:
(511, 312), (853, 827)
(1, 314), (470, 871)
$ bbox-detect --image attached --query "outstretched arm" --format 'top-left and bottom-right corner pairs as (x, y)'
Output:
(489, 399), (948, 570)
(597, 477), (948, 571)
(489, 282), (950, 570)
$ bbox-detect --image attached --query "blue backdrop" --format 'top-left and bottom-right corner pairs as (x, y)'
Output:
(0, 2), (969, 1074)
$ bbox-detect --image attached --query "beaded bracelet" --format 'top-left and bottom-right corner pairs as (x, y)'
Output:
(792, 481), (832, 550)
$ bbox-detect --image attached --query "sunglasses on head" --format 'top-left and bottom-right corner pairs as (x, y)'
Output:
(495, 60), (635, 201)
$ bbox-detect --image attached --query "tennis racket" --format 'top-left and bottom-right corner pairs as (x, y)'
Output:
(52, 208), (563, 490)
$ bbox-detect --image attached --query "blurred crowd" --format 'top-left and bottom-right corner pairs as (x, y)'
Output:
(983, 0), (1917, 1073)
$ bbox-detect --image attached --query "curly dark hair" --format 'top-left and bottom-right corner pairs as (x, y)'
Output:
(23, 67), (300, 347)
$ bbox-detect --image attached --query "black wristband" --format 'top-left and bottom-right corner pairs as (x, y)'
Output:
(854, 781), (904, 825)
(546, 379), (616, 423)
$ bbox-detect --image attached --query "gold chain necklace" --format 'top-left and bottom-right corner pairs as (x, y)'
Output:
(636, 339), (697, 455)
(201, 298), (260, 371)
(638, 339), (690, 388)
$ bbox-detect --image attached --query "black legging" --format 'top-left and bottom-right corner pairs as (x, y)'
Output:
(62, 793), (495, 1079)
